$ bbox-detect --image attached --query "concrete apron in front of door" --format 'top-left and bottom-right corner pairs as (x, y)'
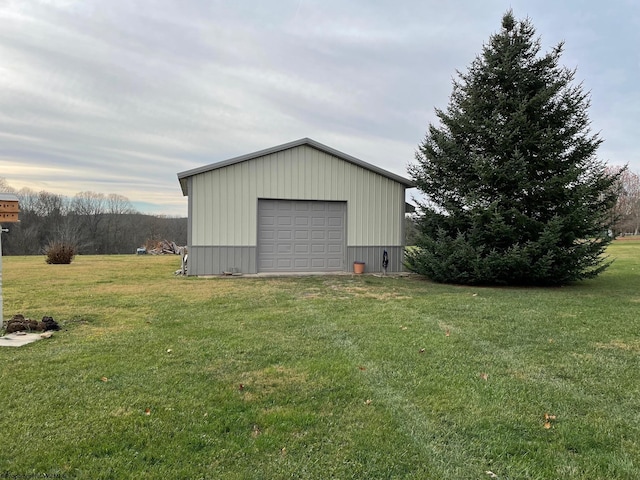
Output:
(0, 332), (50, 347)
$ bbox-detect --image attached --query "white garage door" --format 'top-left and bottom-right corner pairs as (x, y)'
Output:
(257, 199), (346, 272)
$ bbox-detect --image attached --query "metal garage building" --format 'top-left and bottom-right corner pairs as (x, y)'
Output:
(177, 138), (415, 275)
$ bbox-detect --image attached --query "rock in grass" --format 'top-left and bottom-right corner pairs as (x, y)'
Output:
(41, 316), (60, 331)
(5, 314), (40, 333)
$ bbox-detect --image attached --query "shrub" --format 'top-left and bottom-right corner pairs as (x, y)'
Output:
(44, 241), (77, 264)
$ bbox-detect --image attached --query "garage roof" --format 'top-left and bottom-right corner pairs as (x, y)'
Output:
(177, 137), (416, 196)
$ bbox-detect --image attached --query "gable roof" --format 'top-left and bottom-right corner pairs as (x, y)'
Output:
(177, 137), (416, 196)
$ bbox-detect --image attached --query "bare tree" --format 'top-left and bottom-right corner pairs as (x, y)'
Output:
(105, 194), (138, 253)
(0, 177), (15, 193)
(1, 179), (185, 255)
(34, 191), (68, 219)
(16, 187), (38, 211)
(53, 214), (91, 251)
(35, 191), (69, 249)
(3, 188), (68, 254)
(106, 194), (136, 215)
(607, 166), (640, 235)
(70, 191), (106, 253)
(7, 188), (40, 254)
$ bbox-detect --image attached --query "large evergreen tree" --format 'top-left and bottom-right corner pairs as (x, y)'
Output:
(407, 11), (621, 286)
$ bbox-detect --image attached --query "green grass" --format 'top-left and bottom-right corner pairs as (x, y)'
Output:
(1, 243), (639, 479)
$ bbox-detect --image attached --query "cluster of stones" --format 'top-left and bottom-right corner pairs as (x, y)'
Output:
(3, 314), (60, 334)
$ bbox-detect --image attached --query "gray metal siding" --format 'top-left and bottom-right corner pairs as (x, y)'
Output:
(347, 246), (406, 273)
(189, 246), (257, 275)
(187, 245), (405, 275)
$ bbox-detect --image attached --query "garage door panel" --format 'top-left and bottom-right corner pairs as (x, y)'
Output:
(295, 244), (310, 254)
(277, 244), (292, 254)
(311, 244), (326, 253)
(311, 258), (327, 268)
(277, 260), (292, 269)
(258, 200), (345, 272)
(327, 244), (343, 254)
(294, 258), (310, 268)
(259, 244), (275, 254)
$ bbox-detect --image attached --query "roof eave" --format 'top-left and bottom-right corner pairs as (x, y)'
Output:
(178, 177), (188, 196)
(0, 193), (19, 201)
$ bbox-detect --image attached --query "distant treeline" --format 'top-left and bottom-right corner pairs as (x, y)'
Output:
(1, 179), (186, 256)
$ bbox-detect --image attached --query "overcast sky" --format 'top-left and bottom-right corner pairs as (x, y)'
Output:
(1, 0), (638, 216)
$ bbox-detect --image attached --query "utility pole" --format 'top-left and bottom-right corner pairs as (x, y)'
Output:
(0, 227), (6, 325)
(0, 193), (20, 326)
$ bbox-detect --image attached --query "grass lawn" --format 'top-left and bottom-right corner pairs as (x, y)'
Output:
(1, 242), (639, 479)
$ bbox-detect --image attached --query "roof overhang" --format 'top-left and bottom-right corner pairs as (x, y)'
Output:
(177, 138), (416, 196)
(0, 193), (19, 201)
